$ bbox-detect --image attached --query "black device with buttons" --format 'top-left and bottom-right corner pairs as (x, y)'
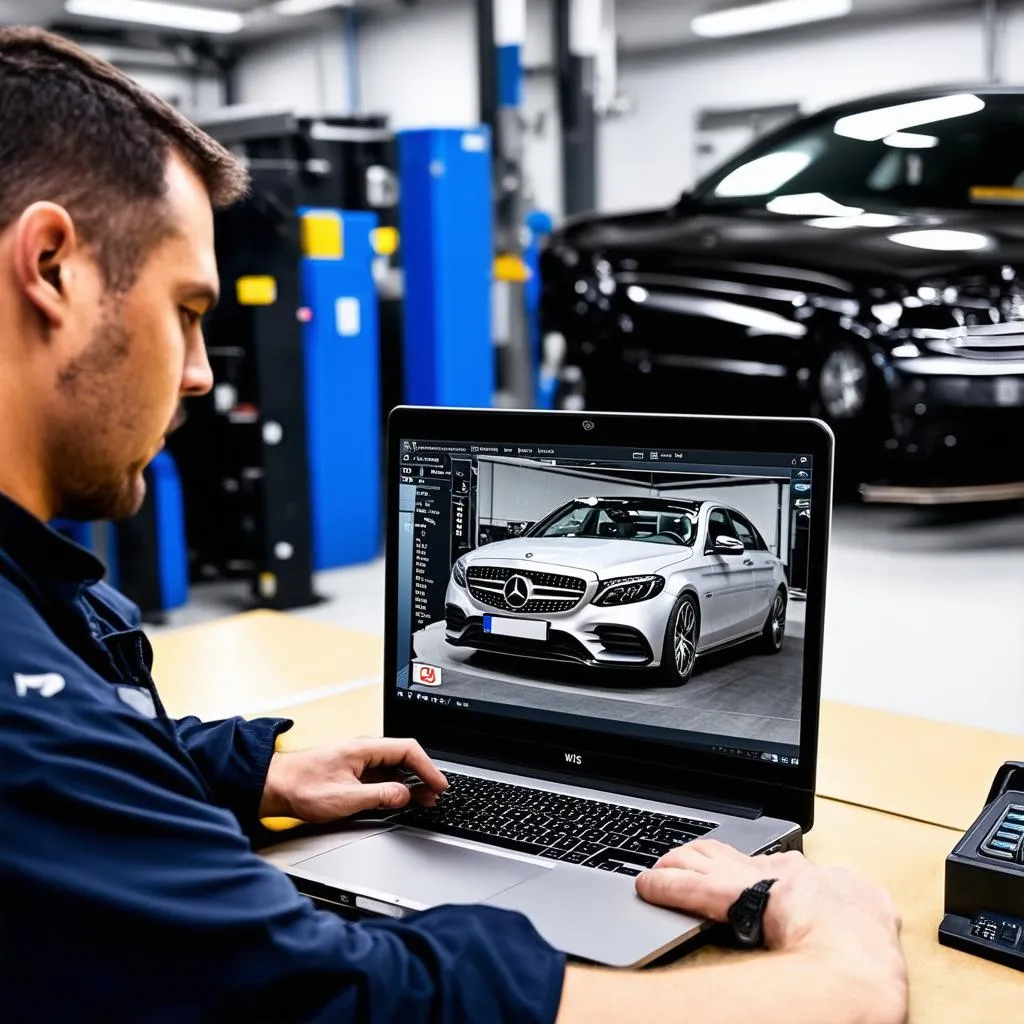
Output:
(939, 762), (1024, 970)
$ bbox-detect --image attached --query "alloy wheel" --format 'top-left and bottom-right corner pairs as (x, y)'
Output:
(770, 592), (786, 647)
(819, 347), (868, 420)
(674, 599), (697, 679)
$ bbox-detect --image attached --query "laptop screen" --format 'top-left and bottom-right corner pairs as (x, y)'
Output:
(392, 434), (816, 771)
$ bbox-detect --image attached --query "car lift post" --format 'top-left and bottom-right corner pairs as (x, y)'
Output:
(555, 0), (602, 216)
(477, 0), (534, 408)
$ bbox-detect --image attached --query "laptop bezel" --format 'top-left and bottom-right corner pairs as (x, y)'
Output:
(383, 407), (833, 831)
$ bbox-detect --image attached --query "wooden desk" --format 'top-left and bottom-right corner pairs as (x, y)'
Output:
(151, 612), (1021, 1022)
(151, 613), (1019, 831)
(818, 701), (1020, 831)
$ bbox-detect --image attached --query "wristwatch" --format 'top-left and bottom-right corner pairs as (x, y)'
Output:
(727, 879), (777, 948)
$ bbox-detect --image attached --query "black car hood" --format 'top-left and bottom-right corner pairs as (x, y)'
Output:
(556, 203), (1024, 291)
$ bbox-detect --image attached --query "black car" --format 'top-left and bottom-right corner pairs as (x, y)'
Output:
(540, 86), (1024, 502)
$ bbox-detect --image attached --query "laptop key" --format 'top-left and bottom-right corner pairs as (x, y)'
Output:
(622, 838), (673, 859)
(614, 864), (644, 877)
(585, 847), (659, 871)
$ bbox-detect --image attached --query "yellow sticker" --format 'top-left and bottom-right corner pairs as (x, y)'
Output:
(493, 253), (532, 283)
(301, 210), (344, 259)
(970, 186), (1024, 204)
(236, 275), (277, 306)
(371, 225), (399, 256)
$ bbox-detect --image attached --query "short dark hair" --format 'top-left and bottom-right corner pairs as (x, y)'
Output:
(0, 27), (249, 290)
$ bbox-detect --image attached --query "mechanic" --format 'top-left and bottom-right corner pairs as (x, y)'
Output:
(0, 27), (908, 1024)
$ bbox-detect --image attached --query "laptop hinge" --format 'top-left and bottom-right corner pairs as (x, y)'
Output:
(429, 750), (764, 821)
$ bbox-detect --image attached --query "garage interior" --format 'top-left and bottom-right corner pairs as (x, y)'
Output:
(6, 0), (1024, 1007)
(25, 0), (1012, 739)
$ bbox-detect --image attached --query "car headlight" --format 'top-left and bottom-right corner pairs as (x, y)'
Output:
(452, 558), (467, 587)
(592, 575), (665, 606)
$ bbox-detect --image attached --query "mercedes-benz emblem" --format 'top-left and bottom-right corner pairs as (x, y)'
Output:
(503, 574), (531, 609)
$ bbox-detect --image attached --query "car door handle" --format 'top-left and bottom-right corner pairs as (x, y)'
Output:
(743, 559), (754, 566)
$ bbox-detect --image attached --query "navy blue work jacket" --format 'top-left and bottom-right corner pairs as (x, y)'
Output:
(0, 492), (565, 1022)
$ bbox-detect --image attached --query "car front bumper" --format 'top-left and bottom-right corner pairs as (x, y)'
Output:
(443, 577), (678, 670)
(873, 359), (1024, 494)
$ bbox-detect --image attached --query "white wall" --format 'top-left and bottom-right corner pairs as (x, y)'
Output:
(358, 0), (477, 126)
(235, 27), (350, 115)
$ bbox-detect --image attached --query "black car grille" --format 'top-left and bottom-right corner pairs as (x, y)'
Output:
(466, 565), (587, 614)
(447, 620), (593, 664)
(593, 625), (653, 661)
(445, 604), (469, 631)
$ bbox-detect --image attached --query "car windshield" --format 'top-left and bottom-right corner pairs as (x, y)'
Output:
(693, 93), (1024, 213)
(530, 503), (697, 546)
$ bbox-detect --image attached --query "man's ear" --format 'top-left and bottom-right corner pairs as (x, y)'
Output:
(13, 202), (78, 329)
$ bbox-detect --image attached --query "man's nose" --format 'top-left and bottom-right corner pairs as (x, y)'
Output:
(181, 339), (214, 397)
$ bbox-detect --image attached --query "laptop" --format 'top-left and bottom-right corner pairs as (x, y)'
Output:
(262, 407), (834, 967)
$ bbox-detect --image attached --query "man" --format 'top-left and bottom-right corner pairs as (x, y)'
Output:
(0, 27), (907, 1024)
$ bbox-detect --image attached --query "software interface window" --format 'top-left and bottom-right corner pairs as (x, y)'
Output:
(395, 439), (814, 766)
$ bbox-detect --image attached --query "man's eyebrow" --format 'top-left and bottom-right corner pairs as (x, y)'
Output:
(181, 284), (220, 312)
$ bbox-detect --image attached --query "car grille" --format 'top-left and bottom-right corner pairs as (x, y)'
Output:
(466, 565), (587, 614)
(593, 625), (653, 661)
(445, 604), (468, 631)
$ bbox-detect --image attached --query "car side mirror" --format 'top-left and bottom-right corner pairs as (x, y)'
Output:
(710, 536), (745, 556)
(671, 190), (698, 216)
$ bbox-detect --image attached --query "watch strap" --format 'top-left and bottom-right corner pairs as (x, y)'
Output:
(727, 878), (777, 948)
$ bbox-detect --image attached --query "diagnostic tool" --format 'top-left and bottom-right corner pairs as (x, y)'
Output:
(939, 762), (1024, 970)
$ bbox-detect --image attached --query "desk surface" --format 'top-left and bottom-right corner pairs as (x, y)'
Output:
(150, 611), (1022, 1022)
(150, 611), (1019, 831)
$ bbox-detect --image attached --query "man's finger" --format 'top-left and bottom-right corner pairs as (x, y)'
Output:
(359, 738), (448, 793)
(636, 867), (714, 915)
(342, 781), (412, 814)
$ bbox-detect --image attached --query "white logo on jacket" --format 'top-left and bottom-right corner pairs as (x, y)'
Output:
(13, 672), (66, 698)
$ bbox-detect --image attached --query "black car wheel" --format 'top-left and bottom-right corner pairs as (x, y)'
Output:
(760, 588), (787, 654)
(660, 593), (700, 686)
(818, 345), (870, 421)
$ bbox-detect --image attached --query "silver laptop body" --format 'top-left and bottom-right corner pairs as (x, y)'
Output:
(264, 409), (833, 968)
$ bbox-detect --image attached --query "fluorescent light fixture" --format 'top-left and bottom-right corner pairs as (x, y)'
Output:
(808, 213), (905, 230)
(884, 131), (939, 149)
(271, 0), (351, 14)
(693, 0), (851, 38)
(714, 151), (812, 197)
(888, 229), (990, 252)
(766, 192), (862, 217)
(65, 0), (244, 33)
(835, 93), (984, 142)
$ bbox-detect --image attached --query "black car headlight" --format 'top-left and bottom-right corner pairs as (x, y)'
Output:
(452, 558), (467, 587)
(592, 575), (665, 606)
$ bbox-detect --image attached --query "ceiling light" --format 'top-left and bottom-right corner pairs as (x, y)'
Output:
(766, 192), (862, 217)
(834, 94), (984, 142)
(692, 0), (852, 39)
(884, 131), (939, 149)
(807, 213), (905, 230)
(714, 151), (813, 197)
(271, 0), (351, 14)
(889, 229), (990, 252)
(65, 0), (244, 33)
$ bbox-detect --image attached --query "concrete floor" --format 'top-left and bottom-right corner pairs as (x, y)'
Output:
(409, 620), (803, 746)
(150, 502), (1024, 737)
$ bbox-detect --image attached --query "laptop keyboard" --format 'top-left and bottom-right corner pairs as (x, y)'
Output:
(391, 772), (716, 876)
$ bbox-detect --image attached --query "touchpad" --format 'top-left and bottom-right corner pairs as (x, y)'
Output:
(295, 831), (548, 907)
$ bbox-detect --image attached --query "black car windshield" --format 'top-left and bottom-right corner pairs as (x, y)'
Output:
(529, 502), (698, 546)
(693, 93), (1024, 213)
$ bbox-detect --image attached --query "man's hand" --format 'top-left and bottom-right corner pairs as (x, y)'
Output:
(259, 738), (448, 823)
(637, 839), (904, 967)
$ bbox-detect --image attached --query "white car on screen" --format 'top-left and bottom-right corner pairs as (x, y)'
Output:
(444, 497), (788, 686)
